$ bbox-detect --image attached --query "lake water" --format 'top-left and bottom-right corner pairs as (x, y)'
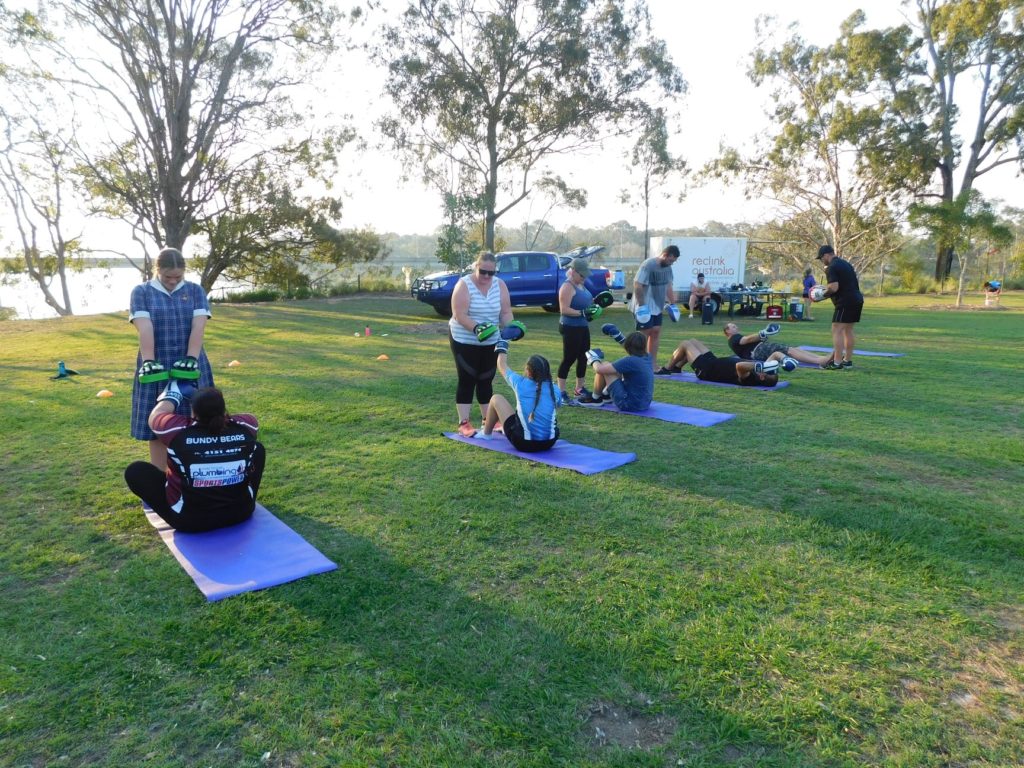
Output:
(0, 267), (241, 320)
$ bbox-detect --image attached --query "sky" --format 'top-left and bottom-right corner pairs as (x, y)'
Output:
(331, 0), (1020, 236)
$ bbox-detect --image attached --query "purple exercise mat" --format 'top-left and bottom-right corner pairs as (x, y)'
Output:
(661, 370), (790, 391)
(443, 432), (636, 475)
(798, 346), (905, 357)
(591, 400), (735, 426)
(145, 504), (337, 601)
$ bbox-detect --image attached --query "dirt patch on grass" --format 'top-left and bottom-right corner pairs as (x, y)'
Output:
(582, 699), (677, 752)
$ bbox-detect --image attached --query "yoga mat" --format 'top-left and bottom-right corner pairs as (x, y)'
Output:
(443, 432), (636, 475)
(593, 400), (735, 426)
(798, 346), (905, 357)
(145, 504), (337, 601)
(661, 370), (790, 391)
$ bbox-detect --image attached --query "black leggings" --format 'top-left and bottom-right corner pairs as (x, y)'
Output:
(449, 334), (497, 405)
(557, 324), (590, 381)
(125, 442), (266, 532)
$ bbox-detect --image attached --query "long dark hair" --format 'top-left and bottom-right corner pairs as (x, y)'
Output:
(524, 354), (557, 422)
(192, 387), (228, 433)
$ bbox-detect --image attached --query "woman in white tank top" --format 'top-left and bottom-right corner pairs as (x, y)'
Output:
(448, 252), (514, 436)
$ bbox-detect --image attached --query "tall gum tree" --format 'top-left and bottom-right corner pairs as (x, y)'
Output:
(707, 20), (906, 276)
(376, 0), (684, 251)
(834, 0), (1024, 280)
(19, 0), (344, 277)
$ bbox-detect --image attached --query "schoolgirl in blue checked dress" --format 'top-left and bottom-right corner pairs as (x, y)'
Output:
(129, 248), (214, 470)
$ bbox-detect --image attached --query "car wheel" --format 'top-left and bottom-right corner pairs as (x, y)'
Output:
(541, 304), (559, 313)
(433, 304), (452, 318)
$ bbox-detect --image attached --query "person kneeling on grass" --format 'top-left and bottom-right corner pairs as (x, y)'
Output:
(476, 339), (560, 451)
(124, 382), (265, 532)
(576, 326), (654, 411)
(722, 321), (828, 368)
(655, 338), (781, 387)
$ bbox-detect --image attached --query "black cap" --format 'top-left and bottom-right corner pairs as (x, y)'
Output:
(817, 244), (835, 260)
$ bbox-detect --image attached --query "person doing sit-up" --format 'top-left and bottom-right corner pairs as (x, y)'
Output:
(124, 382), (265, 532)
(655, 338), (782, 387)
(575, 325), (654, 410)
(722, 322), (828, 367)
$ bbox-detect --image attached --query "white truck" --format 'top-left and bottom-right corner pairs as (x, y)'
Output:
(648, 236), (747, 295)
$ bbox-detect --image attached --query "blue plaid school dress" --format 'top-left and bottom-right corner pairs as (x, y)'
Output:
(129, 279), (214, 440)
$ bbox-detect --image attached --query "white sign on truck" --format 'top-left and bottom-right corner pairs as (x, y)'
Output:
(649, 237), (747, 293)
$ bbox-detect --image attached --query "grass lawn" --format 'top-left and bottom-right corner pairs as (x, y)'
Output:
(1, 291), (1022, 767)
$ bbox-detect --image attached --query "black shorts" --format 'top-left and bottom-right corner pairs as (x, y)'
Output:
(690, 351), (740, 384)
(503, 414), (559, 453)
(833, 302), (863, 323)
(635, 312), (663, 331)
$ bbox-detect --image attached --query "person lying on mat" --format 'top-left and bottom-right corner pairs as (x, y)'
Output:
(722, 321), (828, 367)
(124, 382), (265, 532)
(654, 338), (781, 387)
(575, 326), (654, 410)
(475, 339), (560, 451)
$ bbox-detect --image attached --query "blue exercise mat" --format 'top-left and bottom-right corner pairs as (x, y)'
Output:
(798, 346), (905, 357)
(145, 504), (337, 601)
(443, 432), (636, 475)
(591, 400), (735, 426)
(661, 370), (790, 391)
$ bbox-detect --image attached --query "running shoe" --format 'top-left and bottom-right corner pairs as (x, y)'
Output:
(574, 386), (592, 399)
(840, 360), (854, 368)
(819, 361), (843, 370)
(577, 392), (607, 407)
(654, 366), (680, 375)
(559, 391), (577, 407)
(457, 419), (477, 437)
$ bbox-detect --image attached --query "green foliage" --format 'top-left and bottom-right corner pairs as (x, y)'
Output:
(710, 20), (906, 273)
(377, 0), (684, 249)
(435, 191), (487, 271)
(832, 1), (1024, 279)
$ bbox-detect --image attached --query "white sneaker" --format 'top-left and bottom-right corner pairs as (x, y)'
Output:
(476, 431), (493, 441)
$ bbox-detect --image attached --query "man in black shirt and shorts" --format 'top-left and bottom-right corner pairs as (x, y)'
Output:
(810, 244), (864, 369)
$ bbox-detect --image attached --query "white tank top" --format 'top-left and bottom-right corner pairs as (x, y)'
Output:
(449, 274), (503, 345)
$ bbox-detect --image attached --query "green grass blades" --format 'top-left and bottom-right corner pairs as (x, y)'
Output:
(1, 292), (1022, 767)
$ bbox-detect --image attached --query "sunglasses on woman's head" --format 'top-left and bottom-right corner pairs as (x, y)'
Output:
(478, 269), (496, 276)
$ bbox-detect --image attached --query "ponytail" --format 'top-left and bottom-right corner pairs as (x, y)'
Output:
(525, 354), (553, 423)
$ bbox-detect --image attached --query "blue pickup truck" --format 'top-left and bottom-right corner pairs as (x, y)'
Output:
(411, 246), (620, 317)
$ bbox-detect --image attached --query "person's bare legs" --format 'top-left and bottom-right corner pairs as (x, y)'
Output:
(784, 347), (829, 366)
(665, 339), (708, 370)
(149, 439), (167, 472)
(829, 322), (845, 365)
(840, 323), (855, 363)
(643, 326), (662, 371)
(482, 394), (514, 436)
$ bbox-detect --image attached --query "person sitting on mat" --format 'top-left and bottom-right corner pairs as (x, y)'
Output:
(576, 325), (654, 411)
(722, 321), (828, 367)
(476, 338), (559, 451)
(655, 338), (782, 387)
(124, 382), (265, 532)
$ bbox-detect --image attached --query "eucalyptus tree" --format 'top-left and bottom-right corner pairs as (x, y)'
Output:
(909, 191), (1012, 305)
(707, 20), (906, 277)
(377, 0), (685, 251)
(835, 0), (1024, 280)
(620, 107), (687, 261)
(20, 0), (347, 278)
